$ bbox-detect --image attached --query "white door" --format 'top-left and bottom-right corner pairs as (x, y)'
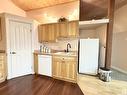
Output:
(79, 39), (99, 75)
(8, 20), (32, 79)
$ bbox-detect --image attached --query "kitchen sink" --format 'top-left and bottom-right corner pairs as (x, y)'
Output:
(54, 52), (77, 56)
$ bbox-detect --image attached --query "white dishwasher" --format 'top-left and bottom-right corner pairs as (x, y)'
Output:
(38, 55), (52, 77)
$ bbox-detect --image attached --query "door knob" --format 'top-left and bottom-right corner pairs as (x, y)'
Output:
(10, 52), (16, 54)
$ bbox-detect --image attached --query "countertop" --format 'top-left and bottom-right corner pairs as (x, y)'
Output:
(34, 50), (56, 56)
(34, 50), (78, 57)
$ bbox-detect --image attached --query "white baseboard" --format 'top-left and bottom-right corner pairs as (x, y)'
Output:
(112, 66), (127, 74)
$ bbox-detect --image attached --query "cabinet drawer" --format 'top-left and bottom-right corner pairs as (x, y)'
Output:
(53, 56), (76, 62)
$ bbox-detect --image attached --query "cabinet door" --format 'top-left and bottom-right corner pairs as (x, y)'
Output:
(61, 59), (67, 78)
(47, 24), (56, 42)
(39, 24), (59, 43)
(38, 25), (42, 42)
(68, 21), (79, 37)
(59, 22), (68, 37)
(67, 61), (76, 80)
(52, 59), (62, 78)
(54, 23), (60, 39)
(38, 25), (49, 42)
(61, 60), (76, 81)
(53, 56), (77, 82)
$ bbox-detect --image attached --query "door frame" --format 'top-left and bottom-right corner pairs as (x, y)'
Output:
(4, 14), (34, 79)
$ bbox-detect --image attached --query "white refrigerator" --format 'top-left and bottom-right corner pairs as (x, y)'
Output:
(79, 39), (99, 75)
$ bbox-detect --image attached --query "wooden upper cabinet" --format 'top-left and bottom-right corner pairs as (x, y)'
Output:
(68, 21), (79, 37)
(59, 21), (79, 38)
(58, 22), (68, 37)
(38, 24), (48, 42)
(38, 21), (79, 43)
(47, 24), (56, 42)
(38, 24), (57, 43)
(80, 0), (108, 21)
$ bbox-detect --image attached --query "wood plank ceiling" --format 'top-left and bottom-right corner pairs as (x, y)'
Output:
(11, 0), (127, 12)
(11, 0), (78, 11)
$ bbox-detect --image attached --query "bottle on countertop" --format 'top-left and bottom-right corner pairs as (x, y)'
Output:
(40, 45), (51, 53)
(43, 45), (45, 52)
(45, 47), (48, 53)
(48, 48), (51, 53)
(40, 45), (42, 52)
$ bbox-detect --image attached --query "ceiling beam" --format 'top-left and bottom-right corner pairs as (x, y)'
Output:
(105, 0), (115, 69)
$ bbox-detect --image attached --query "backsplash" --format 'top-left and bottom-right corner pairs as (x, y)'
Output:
(40, 39), (78, 51)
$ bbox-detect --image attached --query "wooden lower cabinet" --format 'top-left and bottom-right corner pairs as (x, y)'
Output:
(34, 53), (38, 74)
(52, 56), (77, 83)
(68, 21), (79, 37)
(0, 53), (6, 83)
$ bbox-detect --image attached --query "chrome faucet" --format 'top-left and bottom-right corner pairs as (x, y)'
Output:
(66, 43), (71, 52)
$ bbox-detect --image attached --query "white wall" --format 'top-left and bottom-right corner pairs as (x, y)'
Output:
(111, 4), (127, 73)
(95, 25), (107, 47)
(32, 20), (40, 50)
(95, 25), (107, 67)
(0, 0), (26, 17)
(79, 29), (96, 39)
(26, 1), (79, 23)
(0, 0), (26, 50)
(113, 5), (127, 33)
(112, 32), (127, 73)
